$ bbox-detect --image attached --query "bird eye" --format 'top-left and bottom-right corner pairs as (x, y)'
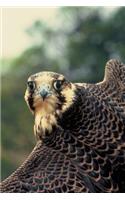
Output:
(53, 80), (63, 91)
(27, 81), (36, 92)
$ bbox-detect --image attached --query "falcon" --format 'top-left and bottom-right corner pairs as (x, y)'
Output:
(1, 59), (125, 193)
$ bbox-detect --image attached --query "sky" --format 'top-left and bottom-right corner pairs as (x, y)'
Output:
(1, 7), (117, 59)
(2, 8), (58, 58)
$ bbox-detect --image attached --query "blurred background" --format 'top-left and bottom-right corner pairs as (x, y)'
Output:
(1, 7), (125, 180)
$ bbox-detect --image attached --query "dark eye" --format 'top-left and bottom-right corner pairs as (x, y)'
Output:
(27, 81), (36, 92)
(53, 80), (63, 91)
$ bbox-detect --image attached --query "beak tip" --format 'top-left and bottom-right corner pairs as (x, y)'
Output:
(40, 90), (49, 100)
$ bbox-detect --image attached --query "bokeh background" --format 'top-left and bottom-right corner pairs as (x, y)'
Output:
(1, 7), (125, 180)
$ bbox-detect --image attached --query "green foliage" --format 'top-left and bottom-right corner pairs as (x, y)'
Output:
(1, 7), (125, 180)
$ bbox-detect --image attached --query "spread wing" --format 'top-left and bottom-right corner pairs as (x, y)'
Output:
(91, 59), (125, 173)
(93, 59), (125, 110)
(1, 142), (90, 193)
(75, 59), (125, 192)
(0, 137), (121, 193)
(76, 59), (125, 110)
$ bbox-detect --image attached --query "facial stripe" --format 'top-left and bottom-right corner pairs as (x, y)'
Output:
(28, 96), (34, 111)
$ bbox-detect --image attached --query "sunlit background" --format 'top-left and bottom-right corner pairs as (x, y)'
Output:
(1, 7), (125, 180)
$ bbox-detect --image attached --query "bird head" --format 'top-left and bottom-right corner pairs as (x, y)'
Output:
(24, 71), (76, 138)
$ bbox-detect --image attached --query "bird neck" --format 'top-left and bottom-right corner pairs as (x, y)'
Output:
(58, 87), (94, 132)
(43, 87), (96, 150)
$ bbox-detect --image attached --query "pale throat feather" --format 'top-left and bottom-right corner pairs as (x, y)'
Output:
(34, 100), (58, 137)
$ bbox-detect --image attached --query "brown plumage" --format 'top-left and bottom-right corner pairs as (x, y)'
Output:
(1, 59), (125, 193)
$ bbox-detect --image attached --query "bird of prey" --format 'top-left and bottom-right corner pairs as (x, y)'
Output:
(1, 59), (125, 193)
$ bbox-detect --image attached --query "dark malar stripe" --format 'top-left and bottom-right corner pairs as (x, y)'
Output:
(28, 96), (35, 111)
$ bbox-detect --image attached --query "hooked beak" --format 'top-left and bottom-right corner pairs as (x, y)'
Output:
(40, 85), (51, 101)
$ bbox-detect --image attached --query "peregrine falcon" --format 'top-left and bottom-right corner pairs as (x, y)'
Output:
(1, 59), (125, 192)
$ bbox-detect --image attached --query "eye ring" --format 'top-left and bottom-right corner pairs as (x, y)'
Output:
(27, 81), (36, 92)
(53, 80), (63, 91)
